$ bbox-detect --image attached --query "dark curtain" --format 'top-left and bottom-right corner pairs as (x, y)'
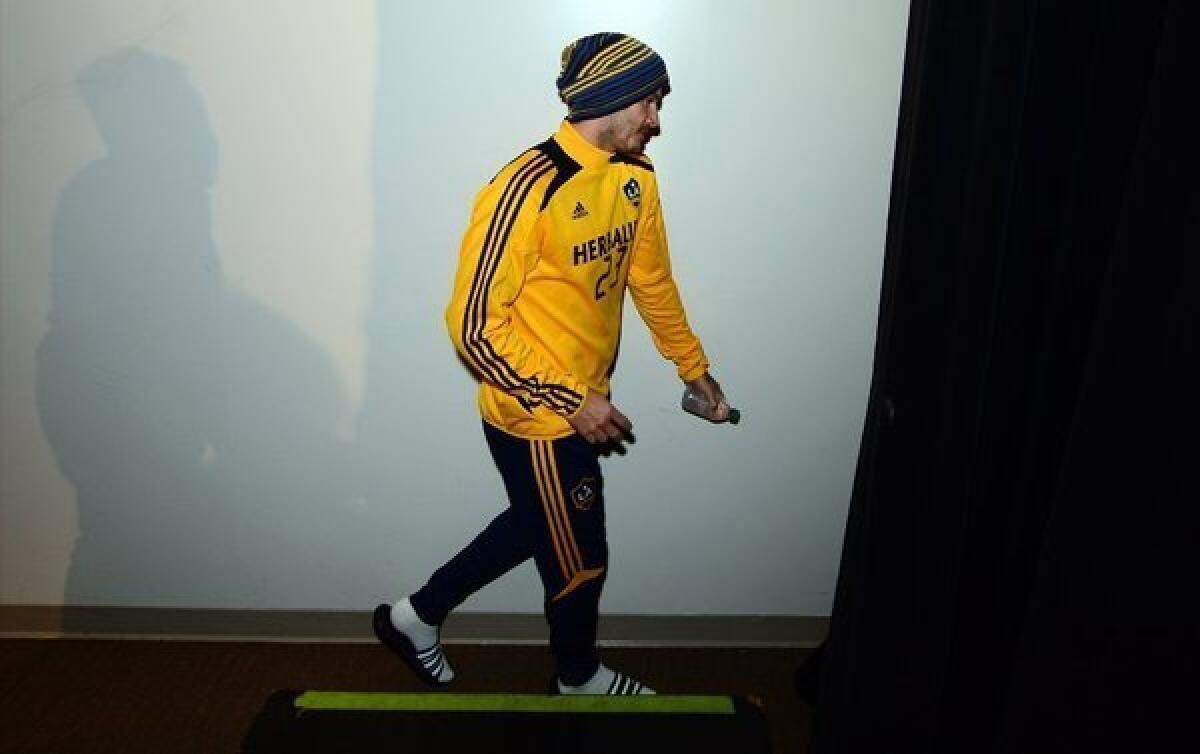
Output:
(811, 2), (1198, 752)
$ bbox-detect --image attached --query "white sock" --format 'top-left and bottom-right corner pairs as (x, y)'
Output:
(558, 664), (654, 695)
(391, 597), (454, 683)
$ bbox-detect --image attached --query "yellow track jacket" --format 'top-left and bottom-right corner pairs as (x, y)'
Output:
(446, 121), (708, 439)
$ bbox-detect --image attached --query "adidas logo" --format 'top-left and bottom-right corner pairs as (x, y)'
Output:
(572, 201), (589, 220)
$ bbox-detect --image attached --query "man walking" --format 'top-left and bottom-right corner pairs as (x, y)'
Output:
(374, 32), (730, 695)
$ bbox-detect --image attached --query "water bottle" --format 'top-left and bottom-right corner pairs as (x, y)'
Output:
(681, 386), (741, 424)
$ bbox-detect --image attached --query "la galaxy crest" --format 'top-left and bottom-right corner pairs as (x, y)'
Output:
(623, 177), (641, 208)
(571, 477), (598, 512)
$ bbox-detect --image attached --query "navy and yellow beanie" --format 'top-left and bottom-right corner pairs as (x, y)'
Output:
(556, 33), (670, 122)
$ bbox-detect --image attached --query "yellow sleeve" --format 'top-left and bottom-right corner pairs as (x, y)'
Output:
(445, 153), (588, 417)
(627, 179), (709, 382)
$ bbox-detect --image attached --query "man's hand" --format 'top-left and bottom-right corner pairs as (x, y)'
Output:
(687, 372), (730, 421)
(568, 390), (633, 444)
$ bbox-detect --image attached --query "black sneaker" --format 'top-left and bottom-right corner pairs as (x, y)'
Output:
(371, 604), (451, 688)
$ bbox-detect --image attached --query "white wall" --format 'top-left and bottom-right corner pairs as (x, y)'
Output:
(0, 0), (908, 616)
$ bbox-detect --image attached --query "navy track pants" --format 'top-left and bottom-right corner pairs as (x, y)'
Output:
(410, 421), (608, 685)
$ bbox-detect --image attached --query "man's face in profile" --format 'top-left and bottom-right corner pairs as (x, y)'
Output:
(607, 91), (663, 156)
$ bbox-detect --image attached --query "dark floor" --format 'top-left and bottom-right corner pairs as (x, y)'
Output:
(0, 639), (812, 753)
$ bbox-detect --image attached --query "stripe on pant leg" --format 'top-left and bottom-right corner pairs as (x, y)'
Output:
(542, 440), (605, 603)
(530, 440), (572, 584)
(541, 441), (584, 573)
(551, 566), (608, 603)
(537, 440), (583, 575)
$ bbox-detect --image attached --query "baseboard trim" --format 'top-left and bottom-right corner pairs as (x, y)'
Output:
(0, 605), (826, 648)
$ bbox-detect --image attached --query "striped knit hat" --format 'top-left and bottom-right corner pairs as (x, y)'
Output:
(556, 33), (670, 122)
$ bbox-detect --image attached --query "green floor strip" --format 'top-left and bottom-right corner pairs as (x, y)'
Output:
(295, 692), (736, 715)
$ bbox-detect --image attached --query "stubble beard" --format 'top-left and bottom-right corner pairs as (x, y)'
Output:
(598, 115), (646, 156)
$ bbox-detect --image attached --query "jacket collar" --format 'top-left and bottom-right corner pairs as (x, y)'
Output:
(554, 120), (613, 169)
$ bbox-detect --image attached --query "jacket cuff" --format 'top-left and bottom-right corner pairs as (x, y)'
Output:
(555, 382), (590, 419)
(678, 355), (710, 383)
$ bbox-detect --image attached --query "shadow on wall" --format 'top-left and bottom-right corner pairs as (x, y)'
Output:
(37, 49), (361, 615)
